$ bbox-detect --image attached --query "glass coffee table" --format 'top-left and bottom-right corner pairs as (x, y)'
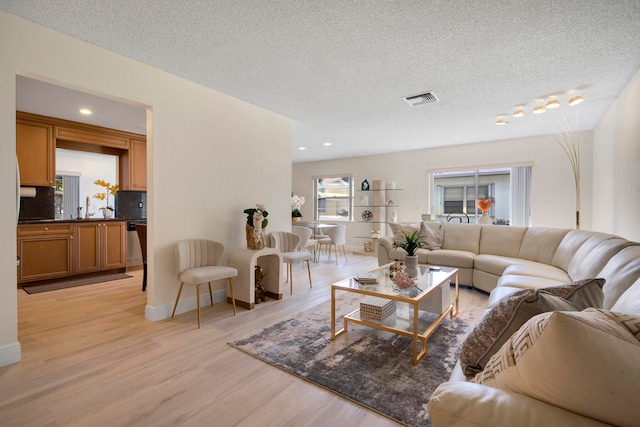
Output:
(331, 263), (459, 365)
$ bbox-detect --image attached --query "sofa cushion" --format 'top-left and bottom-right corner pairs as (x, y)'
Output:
(611, 277), (640, 316)
(566, 235), (631, 281)
(419, 221), (444, 250)
(459, 278), (605, 376)
(427, 249), (475, 269)
(596, 245), (640, 310)
(478, 225), (526, 258)
(501, 263), (572, 282)
(518, 227), (569, 265)
(474, 255), (528, 277)
(472, 309), (640, 427)
(440, 223), (481, 253)
(496, 274), (566, 290)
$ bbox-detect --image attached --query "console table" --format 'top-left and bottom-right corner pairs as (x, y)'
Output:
(228, 247), (283, 310)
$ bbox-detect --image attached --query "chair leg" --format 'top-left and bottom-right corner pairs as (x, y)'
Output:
(289, 263), (293, 295)
(172, 282), (185, 318)
(341, 245), (348, 263)
(334, 244), (338, 265)
(208, 282), (214, 306)
(306, 260), (312, 288)
(227, 278), (237, 315)
(142, 262), (147, 291)
(196, 283), (201, 328)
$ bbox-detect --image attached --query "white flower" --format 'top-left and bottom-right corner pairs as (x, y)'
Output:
(256, 203), (266, 211)
(291, 195), (305, 211)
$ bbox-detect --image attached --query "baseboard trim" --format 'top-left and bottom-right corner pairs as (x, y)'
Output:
(0, 341), (22, 367)
(145, 288), (228, 322)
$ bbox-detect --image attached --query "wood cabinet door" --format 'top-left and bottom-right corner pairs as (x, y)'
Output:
(17, 235), (73, 283)
(16, 120), (54, 186)
(74, 223), (101, 274)
(130, 139), (147, 190)
(102, 222), (126, 270)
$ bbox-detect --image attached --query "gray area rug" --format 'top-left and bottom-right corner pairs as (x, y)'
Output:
(229, 292), (482, 427)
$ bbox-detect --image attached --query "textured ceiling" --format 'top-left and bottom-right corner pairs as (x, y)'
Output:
(3, 1), (640, 163)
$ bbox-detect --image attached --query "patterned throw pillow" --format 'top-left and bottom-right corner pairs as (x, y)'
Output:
(459, 278), (605, 376)
(419, 221), (444, 250)
(388, 222), (420, 245)
(472, 309), (640, 427)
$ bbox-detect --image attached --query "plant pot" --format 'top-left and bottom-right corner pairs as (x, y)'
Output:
(404, 255), (418, 277)
(246, 224), (265, 250)
(292, 217), (301, 222)
(102, 208), (113, 219)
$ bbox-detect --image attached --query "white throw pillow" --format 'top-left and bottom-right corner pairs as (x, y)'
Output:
(472, 308), (640, 427)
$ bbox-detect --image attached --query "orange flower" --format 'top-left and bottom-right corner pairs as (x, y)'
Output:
(476, 197), (495, 214)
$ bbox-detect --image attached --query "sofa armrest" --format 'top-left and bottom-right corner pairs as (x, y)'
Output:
(428, 382), (612, 427)
(377, 236), (395, 266)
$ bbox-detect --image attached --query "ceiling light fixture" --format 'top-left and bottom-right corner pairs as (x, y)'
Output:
(298, 147), (306, 150)
(497, 94), (586, 229)
(323, 142), (332, 146)
(568, 95), (584, 106)
(545, 100), (560, 109)
(79, 108), (92, 115)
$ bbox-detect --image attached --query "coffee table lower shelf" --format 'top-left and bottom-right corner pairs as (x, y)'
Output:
(333, 302), (455, 365)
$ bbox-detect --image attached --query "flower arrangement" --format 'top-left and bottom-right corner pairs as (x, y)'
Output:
(93, 179), (119, 211)
(476, 197), (495, 214)
(291, 195), (305, 218)
(243, 204), (268, 246)
(391, 270), (416, 289)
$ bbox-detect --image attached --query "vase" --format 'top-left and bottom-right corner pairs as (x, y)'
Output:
(292, 217), (301, 223)
(102, 208), (113, 219)
(246, 224), (265, 250)
(404, 255), (418, 278)
(477, 213), (492, 225)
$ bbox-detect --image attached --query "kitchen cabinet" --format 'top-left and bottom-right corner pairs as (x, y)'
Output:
(120, 138), (147, 190)
(17, 223), (73, 283)
(16, 118), (55, 186)
(75, 221), (126, 274)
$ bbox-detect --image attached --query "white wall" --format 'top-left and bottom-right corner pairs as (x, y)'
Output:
(0, 12), (292, 365)
(593, 68), (640, 241)
(294, 131), (593, 251)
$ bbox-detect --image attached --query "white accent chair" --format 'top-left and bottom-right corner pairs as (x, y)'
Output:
(291, 226), (318, 261)
(173, 239), (237, 328)
(318, 224), (348, 265)
(269, 231), (313, 294)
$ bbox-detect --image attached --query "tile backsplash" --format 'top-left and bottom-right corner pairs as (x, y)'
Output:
(19, 186), (55, 220)
(115, 191), (147, 219)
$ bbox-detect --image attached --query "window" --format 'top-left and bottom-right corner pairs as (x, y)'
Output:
(313, 175), (353, 221)
(430, 166), (531, 226)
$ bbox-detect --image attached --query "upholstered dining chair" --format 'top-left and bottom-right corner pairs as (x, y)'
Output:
(269, 231), (313, 294)
(135, 224), (147, 291)
(291, 226), (318, 262)
(318, 224), (348, 265)
(173, 239), (237, 328)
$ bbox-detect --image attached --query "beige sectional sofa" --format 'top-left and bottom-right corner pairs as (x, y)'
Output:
(377, 221), (640, 426)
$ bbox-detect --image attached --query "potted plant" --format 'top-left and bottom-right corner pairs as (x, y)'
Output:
(392, 230), (425, 273)
(93, 179), (119, 218)
(243, 204), (268, 249)
(291, 194), (305, 222)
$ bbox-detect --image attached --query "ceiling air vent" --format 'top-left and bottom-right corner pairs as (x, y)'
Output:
(404, 92), (439, 106)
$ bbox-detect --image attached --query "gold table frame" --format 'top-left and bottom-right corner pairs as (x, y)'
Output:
(331, 263), (459, 365)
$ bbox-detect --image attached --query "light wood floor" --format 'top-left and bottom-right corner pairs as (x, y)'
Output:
(0, 253), (488, 427)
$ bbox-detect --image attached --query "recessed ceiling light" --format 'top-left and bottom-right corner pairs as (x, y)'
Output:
(323, 142), (332, 146)
(495, 118), (508, 125)
(298, 147), (307, 150)
(545, 100), (560, 109)
(79, 108), (92, 115)
(568, 96), (584, 106)
(532, 106), (546, 114)
(513, 109), (526, 117)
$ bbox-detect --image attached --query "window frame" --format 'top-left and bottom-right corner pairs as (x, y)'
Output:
(312, 174), (354, 222)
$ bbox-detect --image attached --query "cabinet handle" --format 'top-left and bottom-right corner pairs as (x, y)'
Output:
(44, 227), (49, 231)
(70, 236), (74, 239)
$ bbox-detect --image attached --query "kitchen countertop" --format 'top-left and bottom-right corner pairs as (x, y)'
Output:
(18, 218), (145, 224)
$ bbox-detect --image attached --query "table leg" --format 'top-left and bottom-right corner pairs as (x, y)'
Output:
(331, 286), (347, 339)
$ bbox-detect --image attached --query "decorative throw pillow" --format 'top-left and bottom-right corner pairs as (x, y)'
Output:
(419, 221), (444, 250)
(388, 222), (420, 244)
(472, 309), (640, 427)
(459, 278), (605, 376)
